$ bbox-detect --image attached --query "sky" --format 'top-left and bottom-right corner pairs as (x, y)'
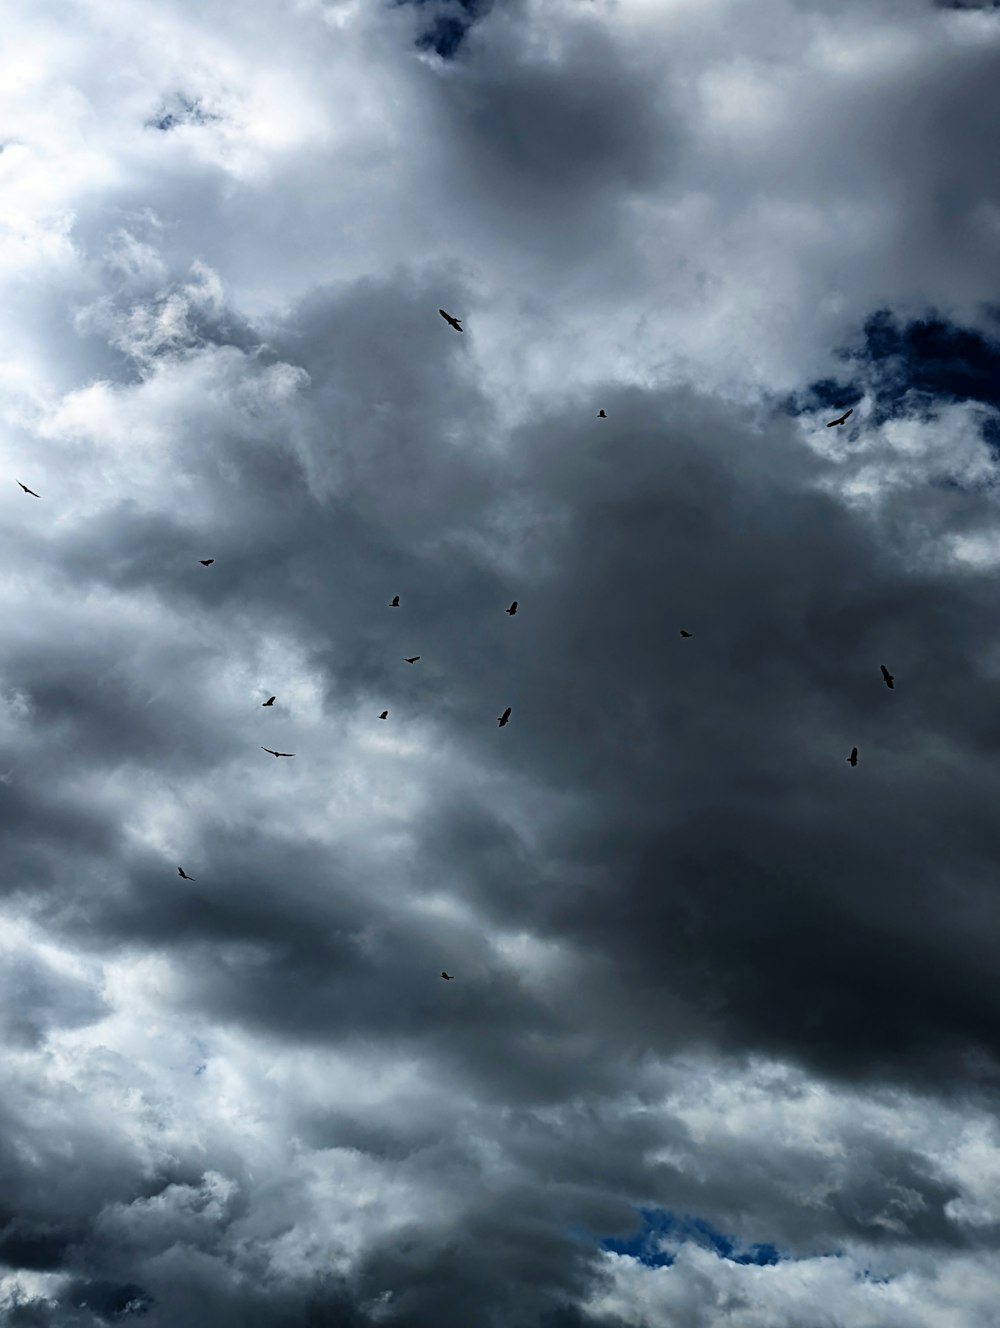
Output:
(1, 0), (1000, 1324)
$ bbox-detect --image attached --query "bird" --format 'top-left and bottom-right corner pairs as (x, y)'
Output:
(262, 696), (275, 707)
(680, 630), (693, 638)
(16, 481), (40, 497)
(439, 309), (463, 332)
(390, 595), (399, 607)
(826, 408), (853, 427)
(379, 710), (388, 720)
(200, 559), (214, 566)
(498, 706), (512, 727)
(848, 747), (858, 767)
(507, 601), (518, 616)
(262, 747), (295, 757)
(404, 656), (420, 664)
(880, 664), (894, 690)
(598, 409), (606, 418)
(441, 972), (454, 980)
(177, 867), (195, 881)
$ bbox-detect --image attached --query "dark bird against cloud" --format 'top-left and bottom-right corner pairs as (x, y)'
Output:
(378, 710), (388, 719)
(848, 746), (858, 766)
(498, 706), (511, 727)
(826, 408), (854, 427)
(598, 409), (606, 418)
(262, 696), (275, 706)
(680, 629), (693, 637)
(404, 656), (420, 664)
(441, 972), (454, 980)
(16, 481), (40, 497)
(389, 595), (399, 606)
(438, 308), (463, 332)
(200, 559), (214, 566)
(177, 867), (195, 881)
(261, 747), (295, 758)
(881, 664), (895, 689)
(507, 601), (518, 615)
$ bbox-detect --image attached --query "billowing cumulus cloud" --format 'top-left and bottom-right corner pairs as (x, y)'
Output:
(1, 0), (1000, 1324)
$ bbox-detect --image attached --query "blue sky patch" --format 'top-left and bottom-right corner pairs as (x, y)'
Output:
(785, 307), (1000, 445)
(600, 1208), (781, 1270)
(397, 0), (494, 58)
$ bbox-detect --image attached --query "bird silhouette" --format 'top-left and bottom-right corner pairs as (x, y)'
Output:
(826, 408), (854, 427)
(404, 656), (420, 664)
(262, 696), (275, 707)
(439, 309), (463, 332)
(200, 559), (214, 566)
(507, 601), (518, 616)
(379, 710), (388, 719)
(390, 595), (399, 607)
(848, 747), (858, 767)
(262, 747), (295, 757)
(441, 972), (454, 980)
(598, 409), (606, 418)
(16, 481), (40, 497)
(680, 630), (693, 638)
(177, 867), (195, 881)
(880, 664), (894, 690)
(498, 706), (511, 727)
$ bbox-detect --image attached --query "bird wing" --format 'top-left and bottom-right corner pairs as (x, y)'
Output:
(843, 409), (853, 420)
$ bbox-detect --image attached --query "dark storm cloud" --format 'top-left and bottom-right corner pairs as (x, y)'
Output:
(4, 1), (1000, 1324)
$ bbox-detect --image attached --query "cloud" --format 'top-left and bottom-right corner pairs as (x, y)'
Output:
(1, 0), (1000, 1323)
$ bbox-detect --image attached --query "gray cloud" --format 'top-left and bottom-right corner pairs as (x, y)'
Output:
(2, 0), (1000, 1324)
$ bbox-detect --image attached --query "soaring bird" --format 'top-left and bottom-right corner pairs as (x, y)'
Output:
(507, 601), (518, 616)
(680, 630), (693, 638)
(439, 309), (463, 332)
(404, 656), (420, 664)
(441, 972), (454, 980)
(262, 696), (275, 707)
(177, 867), (195, 881)
(880, 664), (894, 690)
(16, 481), (40, 497)
(848, 747), (858, 766)
(379, 710), (388, 720)
(200, 559), (214, 566)
(498, 706), (512, 727)
(262, 747), (295, 757)
(826, 408), (853, 427)
(598, 409), (606, 418)
(390, 595), (399, 607)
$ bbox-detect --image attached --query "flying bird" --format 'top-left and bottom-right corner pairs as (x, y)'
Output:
(439, 309), (463, 332)
(848, 747), (858, 767)
(680, 630), (693, 638)
(498, 706), (511, 727)
(200, 559), (214, 566)
(16, 482), (40, 497)
(507, 601), (518, 616)
(389, 595), (399, 607)
(826, 408), (854, 427)
(880, 664), (894, 690)
(262, 747), (295, 757)
(379, 710), (388, 719)
(177, 867), (195, 881)
(441, 972), (454, 980)
(404, 656), (420, 664)
(598, 409), (606, 418)
(262, 696), (275, 707)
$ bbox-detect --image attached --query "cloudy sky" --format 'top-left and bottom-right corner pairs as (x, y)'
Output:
(2, 0), (1000, 1324)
